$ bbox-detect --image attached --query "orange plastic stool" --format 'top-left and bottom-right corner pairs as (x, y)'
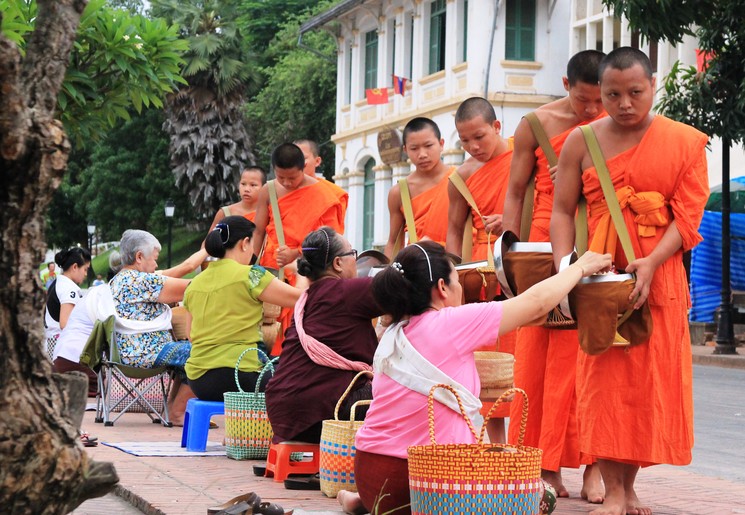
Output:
(264, 441), (320, 482)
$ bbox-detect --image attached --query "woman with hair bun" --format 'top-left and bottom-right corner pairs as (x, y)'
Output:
(265, 227), (383, 452)
(44, 247), (91, 360)
(337, 241), (612, 515)
(182, 216), (301, 402)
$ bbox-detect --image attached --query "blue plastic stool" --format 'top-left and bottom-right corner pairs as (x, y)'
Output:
(180, 398), (225, 452)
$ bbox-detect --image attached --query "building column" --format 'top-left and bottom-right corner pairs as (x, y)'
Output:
(346, 170), (366, 250)
(373, 164), (393, 248)
(442, 148), (465, 167)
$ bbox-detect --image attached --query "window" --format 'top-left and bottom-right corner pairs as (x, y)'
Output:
(390, 21), (397, 80)
(363, 159), (376, 249)
(364, 30), (379, 90)
(406, 14), (414, 78)
(345, 42), (353, 104)
(505, 0), (535, 61)
(462, 0), (469, 62)
(429, 0), (447, 74)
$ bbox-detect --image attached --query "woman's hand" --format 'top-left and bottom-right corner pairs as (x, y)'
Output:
(573, 251), (613, 277)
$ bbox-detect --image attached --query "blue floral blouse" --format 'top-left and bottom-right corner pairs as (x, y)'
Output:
(111, 268), (172, 367)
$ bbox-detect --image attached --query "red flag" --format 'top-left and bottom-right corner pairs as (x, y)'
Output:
(393, 75), (407, 96)
(696, 49), (715, 73)
(365, 88), (389, 105)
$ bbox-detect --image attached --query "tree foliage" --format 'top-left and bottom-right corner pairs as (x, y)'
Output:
(1, 0), (188, 147)
(151, 0), (257, 217)
(245, 3), (338, 177)
(604, 0), (745, 145)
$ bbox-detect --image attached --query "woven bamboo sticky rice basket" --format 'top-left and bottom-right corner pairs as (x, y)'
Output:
(474, 351), (513, 388)
(224, 348), (278, 460)
(408, 385), (543, 514)
(319, 370), (372, 497)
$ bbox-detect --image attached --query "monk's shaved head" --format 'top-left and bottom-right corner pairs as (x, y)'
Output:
(455, 97), (496, 125)
(599, 47), (653, 81)
(272, 143), (305, 171)
(566, 49), (605, 86)
(293, 139), (319, 157)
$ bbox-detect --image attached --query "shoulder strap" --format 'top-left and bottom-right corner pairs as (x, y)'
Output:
(398, 179), (418, 244)
(222, 206), (231, 217)
(449, 172), (493, 267)
(267, 180), (286, 281)
(579, 125), (636, 263)
(524, 112), (558, 167)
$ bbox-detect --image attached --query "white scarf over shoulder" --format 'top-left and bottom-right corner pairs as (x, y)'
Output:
(374, 321), (483, 428)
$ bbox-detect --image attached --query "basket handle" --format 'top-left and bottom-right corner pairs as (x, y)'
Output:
(479, 387), (529, 446)
(334, 370), (373, 420)
(255, 356), (279, 394)
(233, 347), (272, 393)
(426, 383), (480, 445)
(349, 399), (372, 422)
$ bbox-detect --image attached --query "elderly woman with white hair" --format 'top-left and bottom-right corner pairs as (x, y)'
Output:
(110, 229), (201, 425)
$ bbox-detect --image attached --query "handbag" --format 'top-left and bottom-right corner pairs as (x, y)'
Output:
(319, 370), (373, 498)
(408, 384), (543, 515)
(224, 347), (278, 460)
(558, 126), (653, 355)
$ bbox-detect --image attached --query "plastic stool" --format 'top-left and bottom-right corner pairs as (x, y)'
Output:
(265, 441), (320, 482)
(180, 398), (224, 452)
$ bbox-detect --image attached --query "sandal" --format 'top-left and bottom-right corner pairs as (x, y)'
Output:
(256, 502), (293, 515)
(208, 492), (261, 515)
(214, 501), (252, 515)
(80, 431), (98, 448)
(283, 473), (320, 491)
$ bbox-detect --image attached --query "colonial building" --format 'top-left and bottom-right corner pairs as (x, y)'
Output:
(300, 0), (743, 250)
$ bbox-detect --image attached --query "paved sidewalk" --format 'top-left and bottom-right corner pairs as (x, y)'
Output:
(75, 345), (745, 515)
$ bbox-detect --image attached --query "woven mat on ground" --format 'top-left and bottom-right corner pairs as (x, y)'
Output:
(102, 441), (226, 457)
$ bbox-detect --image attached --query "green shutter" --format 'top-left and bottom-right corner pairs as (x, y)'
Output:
(505, 0), (535, 61)
(463, 0), (468, 62)
(429, 0), (446, 74)
(365, 30), (378, 90)
(363, 159), (376, 249)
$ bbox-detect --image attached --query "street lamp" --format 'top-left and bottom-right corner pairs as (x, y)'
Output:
(164, 199), (175, 268)
(87, 221), (96, 255)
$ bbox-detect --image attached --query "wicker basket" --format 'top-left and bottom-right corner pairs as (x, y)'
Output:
(224, 348), (278, 460)
(474, 351), (514, 388)
(319, 370), (373, 498)
(408, 385), (543, 514)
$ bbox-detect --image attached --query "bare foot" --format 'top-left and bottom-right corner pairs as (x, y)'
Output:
(337, 490), (367, 515)
(589, 494), (625, 515)
(581, 464), (605, 504)
(541, 469), (569, 498)
(626, 489), (652, 515)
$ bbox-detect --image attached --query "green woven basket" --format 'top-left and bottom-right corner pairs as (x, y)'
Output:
(224, 347), (278, 460)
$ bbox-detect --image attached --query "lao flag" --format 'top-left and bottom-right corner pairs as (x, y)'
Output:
(393, 75), (407, 96)
(366, 88), (389, 105)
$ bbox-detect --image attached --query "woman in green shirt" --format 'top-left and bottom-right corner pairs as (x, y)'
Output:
(183, 216), (301, 400)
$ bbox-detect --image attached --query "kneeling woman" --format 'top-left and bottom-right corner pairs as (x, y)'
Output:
(266, 227), (384, 444)
(342, 241), (610, 515)
(183, 216), (301, 401)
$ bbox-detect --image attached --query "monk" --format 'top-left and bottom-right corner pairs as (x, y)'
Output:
(295, 138), (349, 229)
(253, 143), (346, 354)
(502, 49), (606, 501)
(446, 97), (515, 443)
(551, 47), (708, 515)
(383, 117), (452, 258)
(208, 165), (266, 228)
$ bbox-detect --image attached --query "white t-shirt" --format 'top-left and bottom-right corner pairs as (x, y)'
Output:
(53, 294), (94, 362)
(44, 274), (83, 342)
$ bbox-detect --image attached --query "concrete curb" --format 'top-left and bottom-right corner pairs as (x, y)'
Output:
(691, 349), (745, 370)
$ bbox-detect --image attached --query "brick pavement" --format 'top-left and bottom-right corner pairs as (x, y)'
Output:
(78, 345), (745, 515)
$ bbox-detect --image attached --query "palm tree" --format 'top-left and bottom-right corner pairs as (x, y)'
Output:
(151, 0), (258, 217)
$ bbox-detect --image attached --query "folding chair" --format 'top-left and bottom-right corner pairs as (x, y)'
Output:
(89, 315), (174, 427)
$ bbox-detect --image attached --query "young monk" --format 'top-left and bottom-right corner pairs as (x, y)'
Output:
(295, 138), (349, 229)
(551, 47), (708, 515)
(208, 166), (267, 229)
(253, 143), (346, 354)
(383, 117), (452, 258)
(501, 49), (606, 501)
(445, 97), (515, 443)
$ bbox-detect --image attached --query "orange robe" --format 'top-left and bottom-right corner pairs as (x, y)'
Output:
(400, 171), (452, 246)
(260, 181), (346, 355)
(464, 149), (515, 419)
(319, 179), (349, 232)
(244, 211), (256, 222)
(578, 116), (707, 466)
(509, 113), (605, 470)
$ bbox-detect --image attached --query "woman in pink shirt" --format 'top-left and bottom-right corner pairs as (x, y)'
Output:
(340, 241), (611, 515)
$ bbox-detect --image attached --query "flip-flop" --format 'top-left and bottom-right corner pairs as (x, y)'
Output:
(283, 473), (320, 491)
(208, 492), (261, 515)
(80, 432), (98, 447)
(252, 465), (266, 477)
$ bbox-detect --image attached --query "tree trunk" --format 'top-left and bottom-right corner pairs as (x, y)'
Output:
(0, 1), (119, 512)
